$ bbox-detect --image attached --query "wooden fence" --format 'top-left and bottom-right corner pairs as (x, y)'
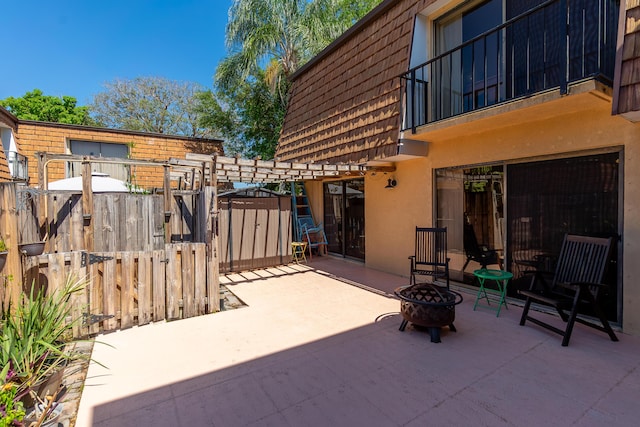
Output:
(1, 182), (219, 337)
(22, 244), (211, 337)
(16, 189), (203, 252)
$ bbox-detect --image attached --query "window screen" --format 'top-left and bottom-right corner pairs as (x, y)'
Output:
(507, 152), (620, 321)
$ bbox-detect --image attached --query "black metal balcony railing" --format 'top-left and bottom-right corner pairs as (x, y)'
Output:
(8, 151), (28, 181)
(401, 0), (619, 132)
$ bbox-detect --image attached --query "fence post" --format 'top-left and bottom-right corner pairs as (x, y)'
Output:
(163, 164), (172, 243)
(204, 181), (220, 313)
(36, 152), (50, 251)
(0, 183), (22, 306)
(82, 159), (94, 251)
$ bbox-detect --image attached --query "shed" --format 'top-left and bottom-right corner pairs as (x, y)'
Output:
(218, 187), (292, 273)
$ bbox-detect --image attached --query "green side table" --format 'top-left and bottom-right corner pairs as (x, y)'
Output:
(473, 268), (513, 317)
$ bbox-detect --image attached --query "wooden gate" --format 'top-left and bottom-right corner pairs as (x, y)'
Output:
(219, 195), (292, 273)
(1, 182), (219, 336)
(22, 243), (210, 337)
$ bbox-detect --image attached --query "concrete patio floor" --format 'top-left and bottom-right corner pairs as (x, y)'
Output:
(76, 257), (640, 426)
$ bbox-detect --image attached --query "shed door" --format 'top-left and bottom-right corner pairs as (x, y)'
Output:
(218, 197), (292, 273)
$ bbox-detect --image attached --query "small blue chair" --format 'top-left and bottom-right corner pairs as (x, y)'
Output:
(297, 217), (328, 259)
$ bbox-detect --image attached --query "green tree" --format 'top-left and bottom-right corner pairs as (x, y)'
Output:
(213, 0), (381, 159)
(90, 77), (217, 138)
(219, 0), (381, 92)
(0, 89), (92, 125)
(199, 69), (287, 159)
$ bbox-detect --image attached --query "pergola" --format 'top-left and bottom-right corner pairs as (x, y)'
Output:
(176, 153), (368, 185)
(35, 151), (368, 245)
(36, 152), (368, 190)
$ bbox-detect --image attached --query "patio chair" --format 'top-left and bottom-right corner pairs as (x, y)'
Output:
(409, 227), (450, 289)
(462, 220), (499, 272)
(297, 217), (328, 259)
(519, 234), (618, 346)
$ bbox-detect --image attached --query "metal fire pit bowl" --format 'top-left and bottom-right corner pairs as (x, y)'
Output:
(395, 283), (463, 343)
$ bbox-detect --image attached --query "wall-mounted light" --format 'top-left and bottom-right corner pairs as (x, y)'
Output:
(385, 178), (397, 189)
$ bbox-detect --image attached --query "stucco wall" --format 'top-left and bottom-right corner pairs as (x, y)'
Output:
(365, 158), (432, 276)
(362, 100), (640, 333)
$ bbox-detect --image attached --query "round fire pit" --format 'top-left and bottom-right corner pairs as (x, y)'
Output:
(395, 283), (463, 343)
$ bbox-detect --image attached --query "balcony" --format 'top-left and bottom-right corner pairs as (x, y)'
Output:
(7, 150), (28, 181)
(401, 0), (619, 132)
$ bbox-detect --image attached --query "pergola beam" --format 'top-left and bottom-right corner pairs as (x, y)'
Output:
(184, 153), (366, 184)
(37, 152), (367, 188)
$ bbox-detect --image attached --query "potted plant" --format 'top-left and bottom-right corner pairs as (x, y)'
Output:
(0, 274), (88, 416)
(18, 241), (45, 257)
(22, 400), (64, 427)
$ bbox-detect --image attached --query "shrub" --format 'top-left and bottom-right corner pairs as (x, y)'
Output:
(0, 274), (87, 407)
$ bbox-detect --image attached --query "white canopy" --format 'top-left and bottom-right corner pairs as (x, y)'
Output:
(48, 173), (141, 193)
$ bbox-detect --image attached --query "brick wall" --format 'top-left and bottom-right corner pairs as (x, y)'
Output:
(15, 121), (223, 188)
(277, 0), (433, 164)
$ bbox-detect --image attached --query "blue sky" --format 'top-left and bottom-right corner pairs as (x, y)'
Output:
(0, 0), (233, 106)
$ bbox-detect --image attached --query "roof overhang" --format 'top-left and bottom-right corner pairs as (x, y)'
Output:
(362, 138), (429, 167)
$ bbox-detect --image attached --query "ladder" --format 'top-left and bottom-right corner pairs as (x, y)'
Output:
(291, 182), (313, 241)
(290, 182), (328, 255)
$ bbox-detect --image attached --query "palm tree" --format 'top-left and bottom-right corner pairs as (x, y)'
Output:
(216, 0), (381, 99)
(212, 0), (381, 159)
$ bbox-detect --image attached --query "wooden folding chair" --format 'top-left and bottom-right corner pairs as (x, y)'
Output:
(519, 234), (618, 346)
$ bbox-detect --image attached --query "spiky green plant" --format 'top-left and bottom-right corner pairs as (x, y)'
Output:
(0, 274), (87, 402)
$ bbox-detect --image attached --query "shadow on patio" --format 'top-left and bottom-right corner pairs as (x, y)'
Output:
(77, 258), (640, 426)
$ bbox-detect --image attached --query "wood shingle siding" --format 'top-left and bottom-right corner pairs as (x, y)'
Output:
(614, 0), (640, 119)
(277, 0), (432, 164)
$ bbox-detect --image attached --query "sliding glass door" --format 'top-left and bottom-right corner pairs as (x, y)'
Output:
(436, 152), (621, 322)
(323, 179), (365, 260)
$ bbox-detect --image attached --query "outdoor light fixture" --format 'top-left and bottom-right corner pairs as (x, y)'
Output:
(385, 178), (397, 189)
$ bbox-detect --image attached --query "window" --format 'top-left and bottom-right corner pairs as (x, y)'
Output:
(403, 0), (619, 128)
(433, 0), (504, 119)
(436, 165), (504, 282)
(68, 140), (129, 181)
